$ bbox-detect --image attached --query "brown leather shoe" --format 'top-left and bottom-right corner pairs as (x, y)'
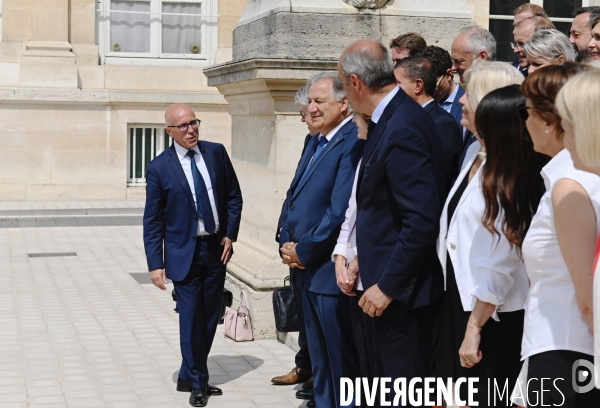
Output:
(271, 367), (312, 385)
(302, 377), (313, 390)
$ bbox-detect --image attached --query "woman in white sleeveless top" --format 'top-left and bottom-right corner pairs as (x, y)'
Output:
(518, 63), (600, 407)
(557, 68), (600, 396)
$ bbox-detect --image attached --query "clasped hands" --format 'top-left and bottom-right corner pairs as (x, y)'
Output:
(281, 242), (305, 269)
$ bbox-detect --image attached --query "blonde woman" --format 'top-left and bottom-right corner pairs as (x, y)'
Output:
(556, 68), (600, 397)
(514, 65), (600, 406)
(524, 29), (576, 74)
(435, 61), (537, 407)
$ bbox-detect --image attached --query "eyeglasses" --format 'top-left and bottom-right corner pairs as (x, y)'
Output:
(435, 75), (445, 88)
(517, 103), (532, 121)
(299, 111), (306, 119)
(167, 119), (201, 132)
(510, 41), (525, 51)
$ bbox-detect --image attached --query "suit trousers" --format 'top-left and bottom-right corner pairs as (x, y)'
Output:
(172, 236), (225, 389)
(291, 271), (312, 371)
(358, 299), (436, 408)
(302, 285), (360, 408)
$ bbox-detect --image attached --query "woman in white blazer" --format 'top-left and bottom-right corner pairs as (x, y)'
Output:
(435, 62), (546, 407)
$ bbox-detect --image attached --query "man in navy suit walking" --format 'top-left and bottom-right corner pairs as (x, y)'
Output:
(339, 40), (445, 406)
(279, 73), (364, 408)
(143, 104), (242, 407)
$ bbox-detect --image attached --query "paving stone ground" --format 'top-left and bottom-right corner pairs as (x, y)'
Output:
(0, 201), (308, 408)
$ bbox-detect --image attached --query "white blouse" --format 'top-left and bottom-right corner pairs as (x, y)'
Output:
(521, 149), (600, 360)
(437, 141), (529, 320)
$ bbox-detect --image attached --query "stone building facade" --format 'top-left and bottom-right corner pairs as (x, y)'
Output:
(0, 0), (245, 201)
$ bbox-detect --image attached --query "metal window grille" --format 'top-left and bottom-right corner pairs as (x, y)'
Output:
(128, 126), (172, 184)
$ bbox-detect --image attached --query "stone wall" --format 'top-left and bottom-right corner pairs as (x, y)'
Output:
(0, 0), (247, 201)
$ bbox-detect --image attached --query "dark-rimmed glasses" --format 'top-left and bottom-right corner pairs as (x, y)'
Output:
(167, 119), (201, 132)
(517, 103), (532, 121)
(510, 42), (525, 51)
(299, 111), (306, 119)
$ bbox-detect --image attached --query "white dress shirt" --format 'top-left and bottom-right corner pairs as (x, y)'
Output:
(437, 140), (529, 321)
(371, 86), (399, 124)
(521, 149), (600, 360)
(332, 160), (363, 290)
(173, 141), (220, 236)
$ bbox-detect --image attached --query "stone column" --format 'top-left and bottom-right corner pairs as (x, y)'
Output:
(2, 0), (77, 88)
(204, 0), (473, 339)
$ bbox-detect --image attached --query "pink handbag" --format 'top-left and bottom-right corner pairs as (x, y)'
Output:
(223, 290), (254, 342)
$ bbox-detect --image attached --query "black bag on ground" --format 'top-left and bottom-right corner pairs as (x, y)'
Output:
(272, 276), (299, 332)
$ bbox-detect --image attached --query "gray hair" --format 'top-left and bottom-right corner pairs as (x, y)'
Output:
(340, 42), (396, 91)
(294, 84), (309, 106)
(307, 72), (347, 102)
(460, 26), (497, 61)
(306, 72), (353, 113)
(523, 29), (576, 62)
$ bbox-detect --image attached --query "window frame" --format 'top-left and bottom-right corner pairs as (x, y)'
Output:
(97, 0), (218, 67)
(488, 0), (593, 62)
(489, 0), (592, 24)
(127, 125), (172, 185)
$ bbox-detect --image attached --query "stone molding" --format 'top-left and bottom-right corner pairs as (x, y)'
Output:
(237, 0), (471, 27)
(343, 0), (390, 8)
(204, 58), (338, 87)
(0, 88), (227, 106)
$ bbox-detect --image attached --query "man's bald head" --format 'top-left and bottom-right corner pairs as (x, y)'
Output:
(164, 104), (199, 150)
(165, 103), (195, 126)
(339, 40), (396, 91)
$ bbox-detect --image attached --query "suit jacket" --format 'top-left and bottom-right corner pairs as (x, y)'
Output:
(423, 101), (461, 199)
(437, 140), (529, 319)
(143, 142), (243, 281)
(276, 133), (313, 243)
(356, 89), (445, 309)
(280, 118), (365, 295)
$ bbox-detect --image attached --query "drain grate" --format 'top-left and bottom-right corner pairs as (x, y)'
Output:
(0, 216), (143, 229)
(129, 272), (153, 285)
(28, 252), (77, 258)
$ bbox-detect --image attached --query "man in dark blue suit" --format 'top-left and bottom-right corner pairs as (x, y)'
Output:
(272, 85), (316, 397)
(339, 40), (445, 406)
(395, 55), (461, 198)
(143, 104), (242, 407)
(279, 73), (364, 408)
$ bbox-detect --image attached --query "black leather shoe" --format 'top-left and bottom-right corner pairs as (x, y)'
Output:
(206, 385), (222, 396)
(177, 377), (193, 392)
(189, 388), (208, 407)
(306, 400), (316, 408)
(296, 389), (314, 400)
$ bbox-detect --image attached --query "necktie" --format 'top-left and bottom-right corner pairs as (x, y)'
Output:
(311, 136), (329, 167)
(296, 136), (329, 191)
(187, 150), (216, 234)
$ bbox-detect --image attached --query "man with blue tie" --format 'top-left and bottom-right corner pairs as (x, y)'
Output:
(279, 72), (364, 408)
(143, 104), (242, 407)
